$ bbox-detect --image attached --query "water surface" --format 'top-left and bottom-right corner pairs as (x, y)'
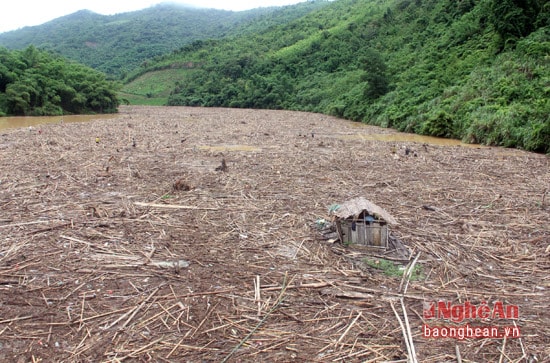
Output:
(0, 114), (118, 131)
(337, 132), (482, 147)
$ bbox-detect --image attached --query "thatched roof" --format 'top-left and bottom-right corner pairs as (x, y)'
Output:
(331, 197), (397, 225)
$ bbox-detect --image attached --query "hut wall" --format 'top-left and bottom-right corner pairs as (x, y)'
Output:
(339, 219), (388, 248)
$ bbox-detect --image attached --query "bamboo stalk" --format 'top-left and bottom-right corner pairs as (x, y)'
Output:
(399, 252), (421, 294)
(0, 316), (33, 324)
(400, 298), (416, 363)
(134, 202), (219, 210)
(117, 337), (164, 361)
(103, 286), (160, 330)
(390, 300), (417, 363)
(336, 311), (362, 345)
(221, 273), (292, 363)
(455, 345), (462, 363)
(498, 335), (507, 363)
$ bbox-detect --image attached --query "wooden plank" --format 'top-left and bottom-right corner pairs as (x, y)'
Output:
(134, 202), (218, 210)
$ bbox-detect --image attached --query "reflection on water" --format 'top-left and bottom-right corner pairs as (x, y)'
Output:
(198, 145), (262, 152)
(0, 114), (119, 131)
(337, 133), (482, 147)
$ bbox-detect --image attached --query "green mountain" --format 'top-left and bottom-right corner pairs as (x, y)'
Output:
(126, 0), (548, 153)
(0, 2), (331, 78)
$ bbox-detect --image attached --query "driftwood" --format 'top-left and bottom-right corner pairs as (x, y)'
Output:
(0, 105), (548, 362)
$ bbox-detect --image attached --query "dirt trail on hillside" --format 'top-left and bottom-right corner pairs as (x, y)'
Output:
(0, 106), (548, 362)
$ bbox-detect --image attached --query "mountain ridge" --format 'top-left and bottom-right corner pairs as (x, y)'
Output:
(0, 2), (331, 77)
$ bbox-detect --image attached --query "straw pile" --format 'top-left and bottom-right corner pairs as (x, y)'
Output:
(0, 106), (548, 362)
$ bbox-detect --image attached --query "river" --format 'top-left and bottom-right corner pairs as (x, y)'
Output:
(0, 110), (481, 148)
(0, 114), (119, 131)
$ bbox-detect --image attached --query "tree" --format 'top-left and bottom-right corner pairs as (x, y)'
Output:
(0, 46), (119, 116)
(489, 0), (542, 43)
(5, 81), (36, 115)
(361, 49), (389, 100)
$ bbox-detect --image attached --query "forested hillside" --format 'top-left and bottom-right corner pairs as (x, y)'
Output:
(128, 0), (548, 153)
(0, 2), (331, 78)
(0, 46), (119, 116)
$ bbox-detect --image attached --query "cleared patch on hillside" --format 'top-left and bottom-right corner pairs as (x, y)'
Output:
(121, 69), (194, 105)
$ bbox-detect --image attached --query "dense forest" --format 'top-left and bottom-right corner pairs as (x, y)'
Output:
(126, 0), (549, 153)
(0, 46), (119, 116)
(0, 2), (331, 78)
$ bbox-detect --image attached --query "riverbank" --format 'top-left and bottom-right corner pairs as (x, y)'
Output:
(0, 106), (548, 362)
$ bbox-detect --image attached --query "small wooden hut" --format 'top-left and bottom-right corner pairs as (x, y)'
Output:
(331, 197), (397, 249)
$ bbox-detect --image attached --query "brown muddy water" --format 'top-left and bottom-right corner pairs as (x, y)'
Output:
(0, 114), (119, 131)
(336, 132), (482, 147)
